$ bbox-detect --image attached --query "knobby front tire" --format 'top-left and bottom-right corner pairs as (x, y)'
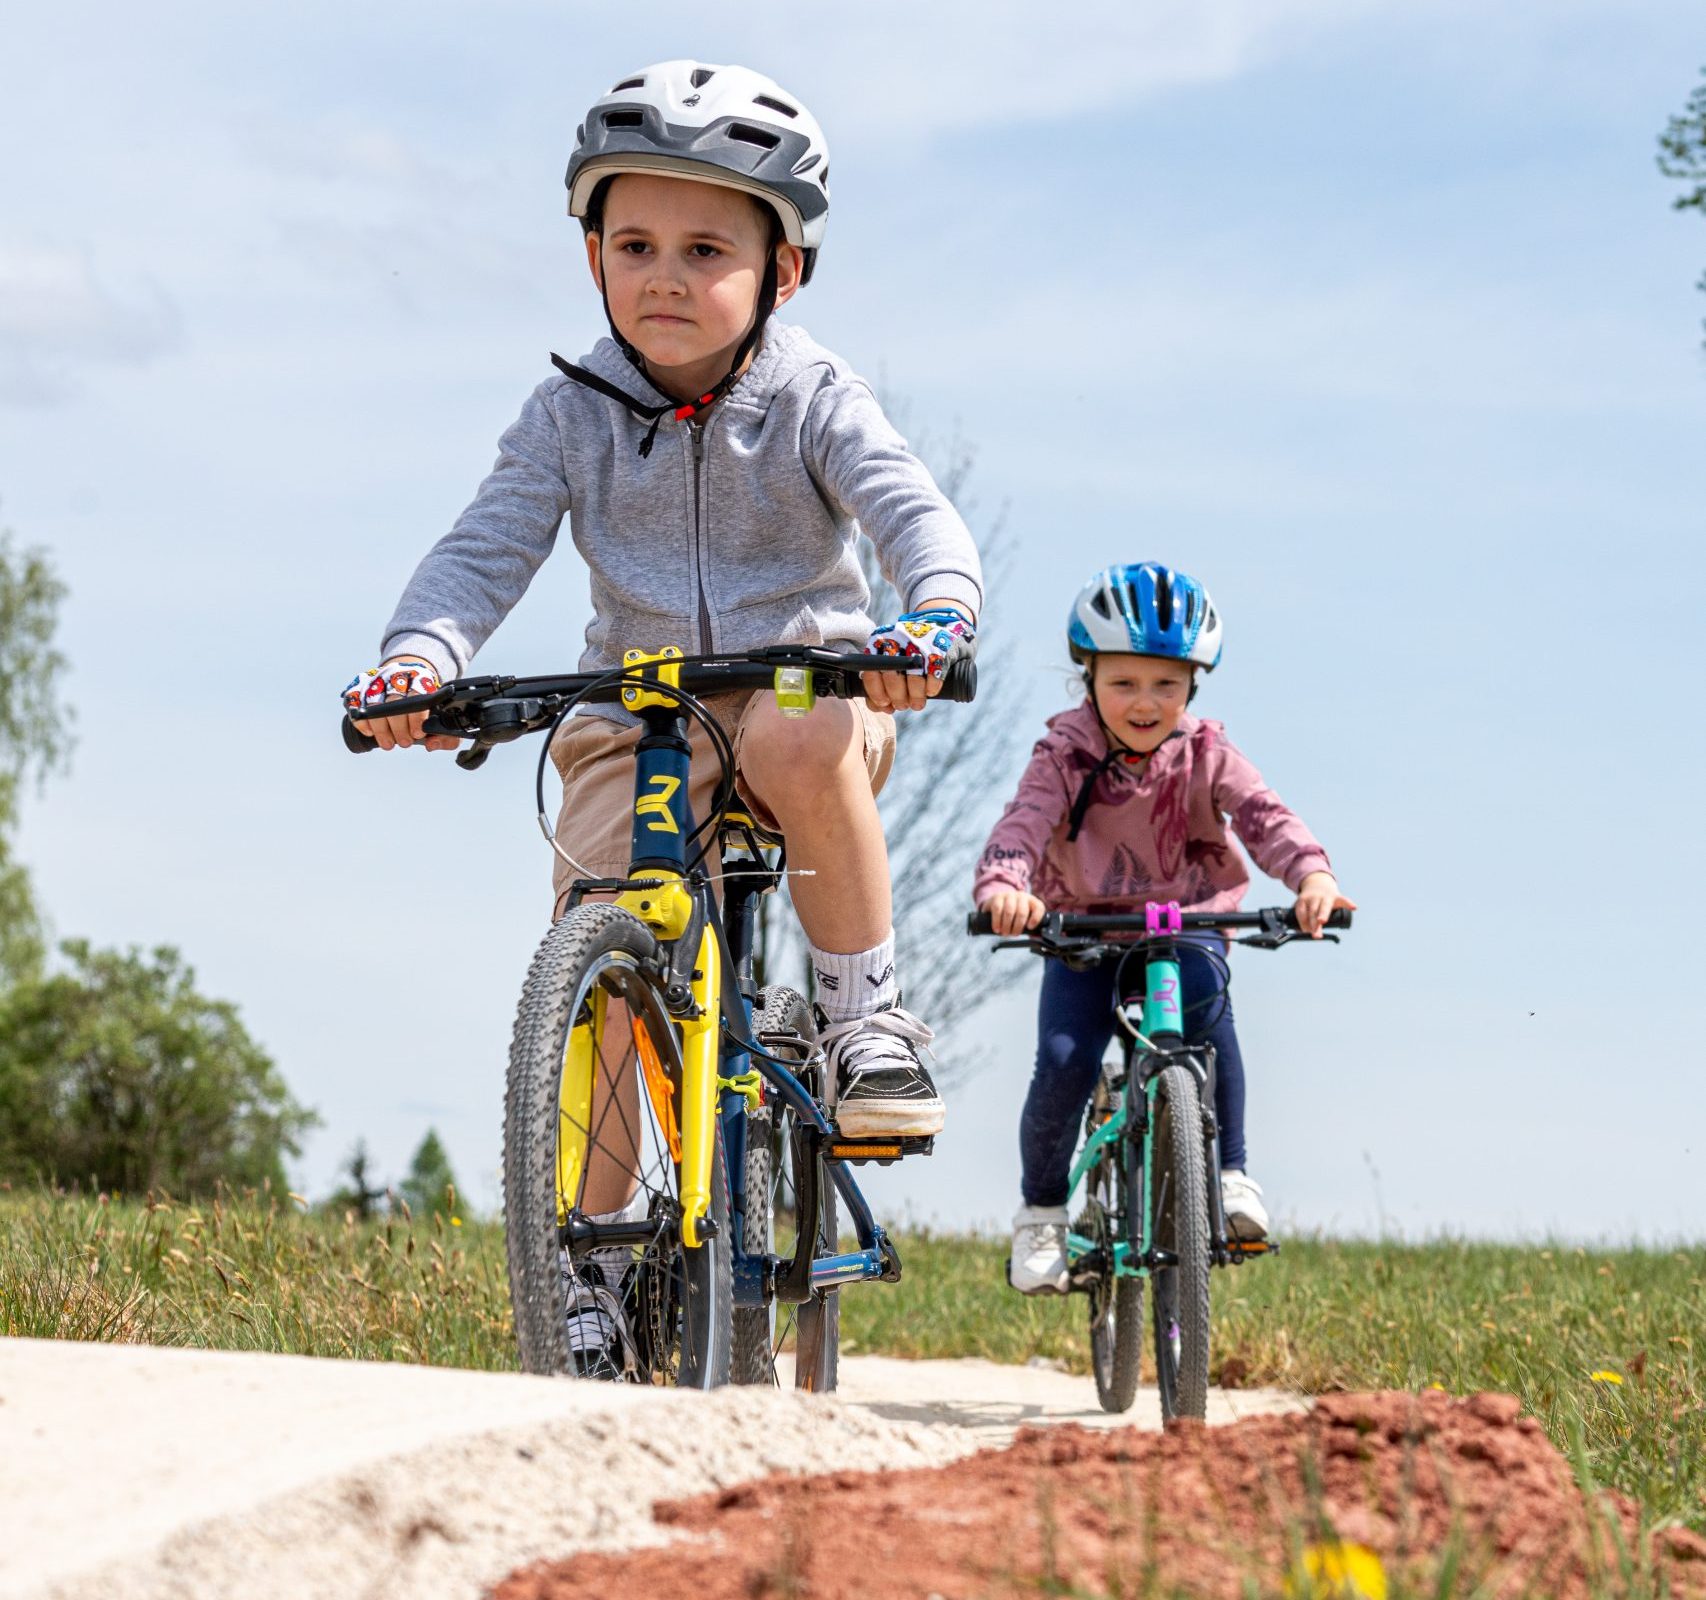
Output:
(731, 987), (839, 1391)
(503, 903), (732, 1387)
(1147, 1061), (1211, 1420)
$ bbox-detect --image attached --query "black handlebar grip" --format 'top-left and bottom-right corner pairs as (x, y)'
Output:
(1326, 907), (1354, 931)
(966, 910), (996, 936)
(342, 713), (461, 752)
(937, 655), (978, 704)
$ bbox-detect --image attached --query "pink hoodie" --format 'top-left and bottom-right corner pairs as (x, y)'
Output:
(973, 702), (1331, 916)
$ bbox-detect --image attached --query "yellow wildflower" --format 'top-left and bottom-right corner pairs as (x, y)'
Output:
(1290, 1541), (1388, 1599)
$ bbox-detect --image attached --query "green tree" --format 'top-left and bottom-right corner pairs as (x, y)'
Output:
(1658, 68), (1706, 333)
(324, 1138), (389, 1218)
(398, 1127), (462, 1217)
(0, 940), (318, 1194)
(0, 527), (73, 985)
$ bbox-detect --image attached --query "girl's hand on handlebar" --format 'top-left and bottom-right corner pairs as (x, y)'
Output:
(1295, 871), (1356, 938)
(863, 605), (976, 714)
(980, 889), (1047, 937)
(342, 657), (461, 753)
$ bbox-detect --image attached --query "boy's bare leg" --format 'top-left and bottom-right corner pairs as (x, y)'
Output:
(736, 696), (889, 949)
(739, 696), (943, 1136)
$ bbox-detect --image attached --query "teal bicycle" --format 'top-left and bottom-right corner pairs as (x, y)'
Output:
(969, 902), (1350, 1419)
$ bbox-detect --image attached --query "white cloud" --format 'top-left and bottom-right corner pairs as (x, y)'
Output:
(668, 0), (1391, 141)
(237, 110), (473, 190)
(0, 243), (181, 405)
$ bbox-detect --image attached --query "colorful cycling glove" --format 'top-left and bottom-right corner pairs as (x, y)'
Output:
(866, 609), (977, 680)
(341, 663), (441, 714)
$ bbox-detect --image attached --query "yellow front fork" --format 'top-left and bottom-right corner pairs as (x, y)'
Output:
(676, 920), (721, 1249)
(558, 873), (722, 1250)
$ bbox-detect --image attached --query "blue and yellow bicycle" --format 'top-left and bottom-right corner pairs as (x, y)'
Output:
(969, 903), (1350, 1419)
(346, 643), (973, 1388)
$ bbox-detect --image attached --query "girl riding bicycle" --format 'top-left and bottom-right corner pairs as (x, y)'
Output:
(972, 563), (1353, 1294)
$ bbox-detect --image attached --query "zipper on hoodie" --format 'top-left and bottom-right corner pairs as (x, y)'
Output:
(690, 421), (713, 653)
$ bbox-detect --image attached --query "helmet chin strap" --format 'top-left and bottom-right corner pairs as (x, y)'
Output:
(551, 217), (781, 458)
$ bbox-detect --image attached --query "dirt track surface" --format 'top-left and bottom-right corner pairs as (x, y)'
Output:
(0, 1338), (1295, 1600)
(501, 1392), (1706, 1600)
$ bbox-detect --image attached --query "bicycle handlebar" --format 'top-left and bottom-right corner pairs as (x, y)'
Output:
(341, 644), (976, 757)
(965, 905), (1353, 939)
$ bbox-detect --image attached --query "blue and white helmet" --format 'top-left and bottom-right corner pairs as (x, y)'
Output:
(1068, 563), (1223, 669)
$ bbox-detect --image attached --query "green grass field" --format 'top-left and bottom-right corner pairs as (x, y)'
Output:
(2, 1188), (1701, 1544)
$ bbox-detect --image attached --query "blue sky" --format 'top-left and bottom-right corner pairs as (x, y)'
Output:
(5, 2), (1704, 1238)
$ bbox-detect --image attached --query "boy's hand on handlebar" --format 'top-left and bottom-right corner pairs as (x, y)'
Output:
(863, 605), (976, 713)
(342, 658), (461, 753)
(1295, 871), (1356, 938)
(979, 889), (1047, 937)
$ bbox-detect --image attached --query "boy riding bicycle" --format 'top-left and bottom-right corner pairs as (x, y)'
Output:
(973, 564), (1352, 1293)
(344, 63), (980, 1367)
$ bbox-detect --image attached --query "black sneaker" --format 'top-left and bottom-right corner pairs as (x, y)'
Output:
(816, 1003), (945, 1137)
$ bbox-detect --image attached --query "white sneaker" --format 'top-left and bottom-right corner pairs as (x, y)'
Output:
(560, 1253), (636, 1379)
(1220, 1170), (1269, 1241)
(1009, 1204), (1071, 1294)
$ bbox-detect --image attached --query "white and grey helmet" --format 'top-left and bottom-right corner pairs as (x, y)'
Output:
(566, 61), (831, 282)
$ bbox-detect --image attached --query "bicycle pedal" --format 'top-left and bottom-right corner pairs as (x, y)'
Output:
(826, 1134), (935, 1165)
(1225, 1237), (1277, 1260)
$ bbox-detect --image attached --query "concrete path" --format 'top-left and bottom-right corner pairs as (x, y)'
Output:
(826, 1352), (1302, 1443)
(0, 1338), (1304, 1600)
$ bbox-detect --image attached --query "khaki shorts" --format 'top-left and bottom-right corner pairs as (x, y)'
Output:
(548, 692), (896, 917)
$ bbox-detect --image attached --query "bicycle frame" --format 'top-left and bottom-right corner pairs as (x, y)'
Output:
(558, 660), (901, 1308)
(1061, 904), (1233, 1280)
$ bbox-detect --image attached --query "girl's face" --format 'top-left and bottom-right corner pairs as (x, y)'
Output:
(587, 173), (801, 401)
(1091, 654), (1196, 753)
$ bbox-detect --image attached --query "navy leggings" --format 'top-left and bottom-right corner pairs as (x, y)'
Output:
(1020, 940), (1247, 1208)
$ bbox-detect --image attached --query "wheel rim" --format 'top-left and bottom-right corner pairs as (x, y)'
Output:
(554, 952), (702, 1384)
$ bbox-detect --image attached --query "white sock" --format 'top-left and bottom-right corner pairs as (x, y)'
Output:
(810, 934), (898, 1023)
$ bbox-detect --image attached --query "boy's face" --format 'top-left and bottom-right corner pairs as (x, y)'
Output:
(588, 173), (801, 393)
(1091, 654), (1196, 753)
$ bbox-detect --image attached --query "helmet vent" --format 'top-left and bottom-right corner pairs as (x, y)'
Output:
(611, 76), (645, 92)
(603, 109), (644, 129)
(727, 122), (781, 149)
(1184, 589), (1196, 627)
(1089, 590), (1113, 620)
(690, 67), (716, 88)
(793, 152), (822, 174)
(1155, 575), (1174, 632)
(753, 93), (799, 117)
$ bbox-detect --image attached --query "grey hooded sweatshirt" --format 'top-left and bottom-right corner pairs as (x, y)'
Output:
(381, 320), (984, 704)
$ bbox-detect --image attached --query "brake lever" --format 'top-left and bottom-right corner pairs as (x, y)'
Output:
(1237, 930), (1339, 950)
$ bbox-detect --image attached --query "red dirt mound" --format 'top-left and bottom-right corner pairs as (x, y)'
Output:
(495, 1391), (1706, 1599)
